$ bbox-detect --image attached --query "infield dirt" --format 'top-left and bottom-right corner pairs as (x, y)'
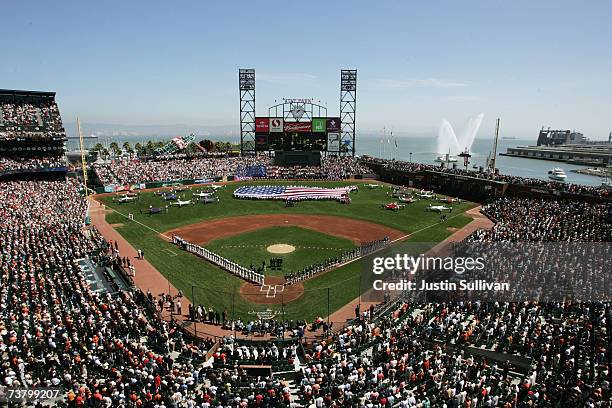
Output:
(165, 214), (405, 246)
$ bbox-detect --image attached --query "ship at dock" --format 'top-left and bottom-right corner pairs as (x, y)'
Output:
(501, 128), (612, 167)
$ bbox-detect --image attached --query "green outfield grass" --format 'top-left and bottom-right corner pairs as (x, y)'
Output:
(101, 181), (476, 321)
(206, 226), (356, 277)
(102, 180), (474, 234)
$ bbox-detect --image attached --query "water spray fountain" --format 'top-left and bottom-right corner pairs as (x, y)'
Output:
(436, 113), (484, 163)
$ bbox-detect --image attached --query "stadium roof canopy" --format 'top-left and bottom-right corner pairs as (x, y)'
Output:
(0, 89), (56, 100)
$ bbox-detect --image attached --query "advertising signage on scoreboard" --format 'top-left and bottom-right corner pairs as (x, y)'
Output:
(284, 121), (311, 133)
(269, 117), (283, 132)
(312, 118), (326, 133)
(255, 117), (269, 133)
(327, 117), (341, 132)
(327, 133), (340, 152)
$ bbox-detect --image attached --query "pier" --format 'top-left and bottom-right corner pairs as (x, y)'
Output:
(501, 144), (611, 166)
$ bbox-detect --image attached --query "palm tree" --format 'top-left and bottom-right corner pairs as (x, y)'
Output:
(109, 142), (121, 157)
(185, 143), (198, 154)
(122, 141), (133, 154)
(200, 139), (214, 152)
(145, 140), (156, 155)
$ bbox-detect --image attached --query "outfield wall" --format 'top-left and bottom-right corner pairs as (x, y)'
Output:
(369, 163), (611, 203)
(96, 176), (223, 194)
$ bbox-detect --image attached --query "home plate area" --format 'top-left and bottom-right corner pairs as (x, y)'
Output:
(239, 276), (304, 305)
(260, 282), (285, 298)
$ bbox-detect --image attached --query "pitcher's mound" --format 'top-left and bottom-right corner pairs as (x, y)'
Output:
(267, 244), (295, 254)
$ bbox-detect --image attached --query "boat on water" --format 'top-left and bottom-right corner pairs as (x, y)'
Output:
(548, 168), (567, 181)
(435, 156), (458, 163)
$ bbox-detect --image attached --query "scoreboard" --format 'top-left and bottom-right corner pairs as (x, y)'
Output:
(254, 117), (342, 153)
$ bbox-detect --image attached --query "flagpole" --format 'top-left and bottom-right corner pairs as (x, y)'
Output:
(383, 126), (386, 160)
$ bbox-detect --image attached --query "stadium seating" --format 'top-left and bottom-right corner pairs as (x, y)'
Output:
(0, 91), (609, 405)
(0, 90), (67, 177)
(365, 157), (610, 198)
(93, 156), (372, 186)
(0, 95), (66, 139)
(1, 179), (610, 406)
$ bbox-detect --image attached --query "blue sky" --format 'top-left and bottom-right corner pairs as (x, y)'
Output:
(2, 0), (611, 139)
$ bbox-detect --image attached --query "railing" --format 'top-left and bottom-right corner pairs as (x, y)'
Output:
(0, 166), (67, 177)
(173, 235), (265, 285)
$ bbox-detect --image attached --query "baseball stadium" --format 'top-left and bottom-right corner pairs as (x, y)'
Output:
(1, 69), (610, 408)
(2, 5), (612, 406)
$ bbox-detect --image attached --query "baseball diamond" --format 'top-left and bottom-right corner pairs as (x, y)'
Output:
(98, 180), (477, 321)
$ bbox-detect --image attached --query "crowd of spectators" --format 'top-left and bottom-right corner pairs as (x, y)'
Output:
(93, 156), (372, 185)
(0, 155), (66, 174)
(264, 157), (371, 180)
(475, 198), (611, 242)
(297, 299), (609, 407)
(94, 157), (271, 185)
(364, 157), (610, 197)
(290, 195), (610, 407)
(444, 198), (612, 302)
(0, 153), (610, 406)
(1, 96), (67, 174)
(0, 179), (241, 407)
(0, 99), (66, 140)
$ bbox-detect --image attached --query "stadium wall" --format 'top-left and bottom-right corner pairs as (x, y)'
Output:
(371, 163), (611, 203)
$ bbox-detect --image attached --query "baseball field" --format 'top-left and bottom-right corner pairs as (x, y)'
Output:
(99, 180), (476, 321)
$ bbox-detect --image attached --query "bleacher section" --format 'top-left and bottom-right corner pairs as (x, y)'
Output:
(0, 89), (67, 179)
(237, 163), (267, 178)
(0, 89), (66, 139)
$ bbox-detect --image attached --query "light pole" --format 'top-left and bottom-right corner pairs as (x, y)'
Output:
(192, 285), (196, 338)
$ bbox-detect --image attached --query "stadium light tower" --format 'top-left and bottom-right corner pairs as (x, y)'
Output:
(340, 69), (357, 156)
(239, 69), (256, 156)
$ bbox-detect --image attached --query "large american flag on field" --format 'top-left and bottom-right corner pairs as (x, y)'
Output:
(234, 185), (356, 201)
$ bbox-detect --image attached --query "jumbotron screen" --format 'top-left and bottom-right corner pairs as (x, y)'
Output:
(255, 117), (340, 152)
